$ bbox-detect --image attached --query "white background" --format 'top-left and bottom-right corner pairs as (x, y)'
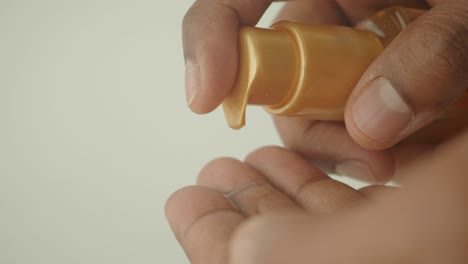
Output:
(0, 1), (362, 263)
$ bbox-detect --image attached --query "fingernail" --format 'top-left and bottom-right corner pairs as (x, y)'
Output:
(335, 161), (377, 183)
(352, 77), (413, 142)
(185, 61), (200, 107)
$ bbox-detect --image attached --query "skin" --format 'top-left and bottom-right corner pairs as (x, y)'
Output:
(182, 0), (468, 183)
(166, 146), (390, 263)
(173, 0), (468, 263)
(166, 133), (468, 264)
(166, 136), (468, 264)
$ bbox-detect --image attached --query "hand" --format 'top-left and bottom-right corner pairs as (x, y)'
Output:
(166, 132), (468, 264)
(166, 146), (393, 263)
(182, 0), (468, 183)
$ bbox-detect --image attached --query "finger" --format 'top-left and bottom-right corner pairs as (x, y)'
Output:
(275, 117), (395, 183)
(358, 185), (399, 198)
(245, 146), (368, 213)
(427, 0), (447, 5)
(346, 0), (468, 149)
(165, 186), (244, 264)
(335, 0), (429, 24)
(274, 0), (347, 25)
(390, 143), (435, 181)
(197, 157), (301, 215)
(230, 132), (468, 264)
(183, 0), (280, 113)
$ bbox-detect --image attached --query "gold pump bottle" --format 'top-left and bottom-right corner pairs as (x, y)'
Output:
(222, 7), (468, 143)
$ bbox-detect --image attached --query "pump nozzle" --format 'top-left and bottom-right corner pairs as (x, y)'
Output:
(222, 27), (298, 129)
(222, 21), (384, 129)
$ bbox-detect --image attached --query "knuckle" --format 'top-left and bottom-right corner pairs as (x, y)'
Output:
(414, 12), (468, 78)
(182, 2), (238, 60)
(183, 2), (237, 32)
(395, 10), (468, 110)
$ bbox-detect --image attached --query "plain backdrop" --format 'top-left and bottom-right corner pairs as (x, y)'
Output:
(1, 1), (365, 263)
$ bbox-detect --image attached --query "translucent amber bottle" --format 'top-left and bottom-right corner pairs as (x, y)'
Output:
(222, 7), (468, 143)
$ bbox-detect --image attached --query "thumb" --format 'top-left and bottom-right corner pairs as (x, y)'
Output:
(345, 0), (468, 150)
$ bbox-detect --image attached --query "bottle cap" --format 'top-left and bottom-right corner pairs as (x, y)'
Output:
(222, 21), (384, 129)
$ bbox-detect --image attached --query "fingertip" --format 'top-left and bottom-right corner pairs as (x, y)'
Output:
(196, 157), (241, 182)
(183, 4), (240, 114)
(184, 58), (232, 113)
(164, 186), (198, 238)
(166, 185), (245, 263)
(244, 145), (286, 164)
(185, 51), (238, 114)
(164, 186), (203, 228)
(335, 160), (381, 184)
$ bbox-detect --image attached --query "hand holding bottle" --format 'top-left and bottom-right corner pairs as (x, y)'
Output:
(182, 0), (468, 182)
